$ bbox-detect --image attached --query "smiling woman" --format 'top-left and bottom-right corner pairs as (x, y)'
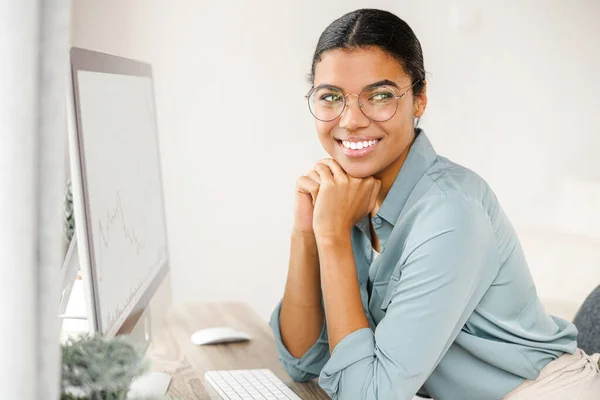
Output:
(269, 8), (600, 400)
(308, 45), (426, 182)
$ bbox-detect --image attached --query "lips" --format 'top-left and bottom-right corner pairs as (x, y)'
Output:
(335, 137), (382, 157)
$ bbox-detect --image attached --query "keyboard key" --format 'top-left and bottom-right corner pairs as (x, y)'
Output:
(204, 369), (301, 400)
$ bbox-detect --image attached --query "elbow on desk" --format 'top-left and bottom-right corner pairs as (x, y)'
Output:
(281, 360), (319, 383)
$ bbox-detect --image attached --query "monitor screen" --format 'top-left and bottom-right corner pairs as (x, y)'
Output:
(69, 48), (169, 337)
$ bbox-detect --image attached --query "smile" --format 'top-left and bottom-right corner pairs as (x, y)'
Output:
(335, 138), (382, 157)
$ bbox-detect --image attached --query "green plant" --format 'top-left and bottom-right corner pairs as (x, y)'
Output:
(64, 178), (75, 242)
(61, 334), (150, 400)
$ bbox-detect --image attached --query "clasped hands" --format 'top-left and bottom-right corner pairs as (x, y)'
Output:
(294, 158), (382, 240)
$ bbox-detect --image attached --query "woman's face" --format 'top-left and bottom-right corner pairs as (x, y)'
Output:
(312, 46), (427, 179)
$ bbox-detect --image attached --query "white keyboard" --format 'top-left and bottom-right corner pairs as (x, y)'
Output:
(204, 369), (302, 400)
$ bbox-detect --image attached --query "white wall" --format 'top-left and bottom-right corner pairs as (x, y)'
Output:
(72, 0), (600, 321)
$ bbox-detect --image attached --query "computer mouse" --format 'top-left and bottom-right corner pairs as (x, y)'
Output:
(127, 371), (171, 399)
(191, 326), (252, 345)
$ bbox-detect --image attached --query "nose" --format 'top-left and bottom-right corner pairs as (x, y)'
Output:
(339, 94), (370, 130)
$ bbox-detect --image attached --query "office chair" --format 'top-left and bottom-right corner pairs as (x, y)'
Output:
(573, 284), (600, 356)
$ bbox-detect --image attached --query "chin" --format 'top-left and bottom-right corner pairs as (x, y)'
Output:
(337, 160), (378, 179)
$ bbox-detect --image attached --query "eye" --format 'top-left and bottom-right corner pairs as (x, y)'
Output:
(320, 93), (344, 103)
(369, 91), (394, 101)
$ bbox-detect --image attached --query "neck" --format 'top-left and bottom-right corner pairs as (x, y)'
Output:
(372, 134), (416, 216)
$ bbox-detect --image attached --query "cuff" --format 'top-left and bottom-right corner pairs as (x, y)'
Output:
(269, 301), (329, 381)
(319, 328), (375, 395)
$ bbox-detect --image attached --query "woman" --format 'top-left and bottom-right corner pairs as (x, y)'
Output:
(269, 8), (600, 400)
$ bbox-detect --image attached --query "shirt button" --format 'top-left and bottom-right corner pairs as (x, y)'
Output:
(373, 216), (383, 227)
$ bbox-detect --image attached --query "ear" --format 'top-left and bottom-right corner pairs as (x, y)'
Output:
(413, 80), (428, 118)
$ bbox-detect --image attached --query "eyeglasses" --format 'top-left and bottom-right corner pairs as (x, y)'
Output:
(305, 81), (420, 122)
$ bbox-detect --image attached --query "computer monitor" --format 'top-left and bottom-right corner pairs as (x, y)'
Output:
(65, 47), (170, 344)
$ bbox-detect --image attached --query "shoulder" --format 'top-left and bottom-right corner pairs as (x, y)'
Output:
(426, 156), (495, 206)
(401, 159), (502, 256)
(412, 157), (496, 227)
(406, 191), (494, 247)
(420, 156), (519, 257)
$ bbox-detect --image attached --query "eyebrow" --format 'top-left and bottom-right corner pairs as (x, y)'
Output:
(364, 79), (400, 91)
(313, 79), (400, 92)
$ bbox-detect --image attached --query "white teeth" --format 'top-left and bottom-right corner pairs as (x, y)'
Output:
(341, 139), (379, 150)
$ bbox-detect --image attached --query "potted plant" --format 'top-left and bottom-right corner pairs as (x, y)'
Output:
(61, 334), (154, 400)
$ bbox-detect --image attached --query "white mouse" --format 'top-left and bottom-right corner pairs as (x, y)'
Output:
(191, 326), (251, 345)
(127, 371), (171, 399)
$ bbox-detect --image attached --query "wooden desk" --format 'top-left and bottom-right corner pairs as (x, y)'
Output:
(146, 302), (330, 399)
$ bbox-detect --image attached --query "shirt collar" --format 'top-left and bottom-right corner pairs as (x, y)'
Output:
(376, 128), (438, 226)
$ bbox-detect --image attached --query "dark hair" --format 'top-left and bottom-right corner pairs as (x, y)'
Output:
(309, 9), (426, 96)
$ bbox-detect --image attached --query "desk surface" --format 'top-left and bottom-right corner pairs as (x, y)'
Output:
(146, 302), (329, 399)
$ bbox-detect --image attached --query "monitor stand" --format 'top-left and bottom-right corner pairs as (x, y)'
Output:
(117, 305), (153, 352)
(59, 236), (81, 317)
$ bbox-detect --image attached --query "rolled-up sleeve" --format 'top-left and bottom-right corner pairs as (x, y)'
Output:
(269, 301), (331, 382)
(318, 194), (501, 399)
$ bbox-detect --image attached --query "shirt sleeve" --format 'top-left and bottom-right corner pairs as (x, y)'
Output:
(318, 194), (501, 400)
(269, 301), (331, 382)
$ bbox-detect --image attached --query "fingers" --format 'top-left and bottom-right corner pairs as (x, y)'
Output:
(305, 171), (321, 205)
(296, 176), (320, 204)
(313, 163), (334, 183)
(315, 159), (347, 181)
(307, 169), (320, 184)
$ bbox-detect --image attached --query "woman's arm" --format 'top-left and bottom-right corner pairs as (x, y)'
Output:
(316, 194), (499, 399)
(269, 173), (331, 381)
(279, 229), (324, 357)
(315, 232), (368, 352)
(308, 159), (380, 351)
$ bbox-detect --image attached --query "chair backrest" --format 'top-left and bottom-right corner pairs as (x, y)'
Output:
(573, 285), (600, 355)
